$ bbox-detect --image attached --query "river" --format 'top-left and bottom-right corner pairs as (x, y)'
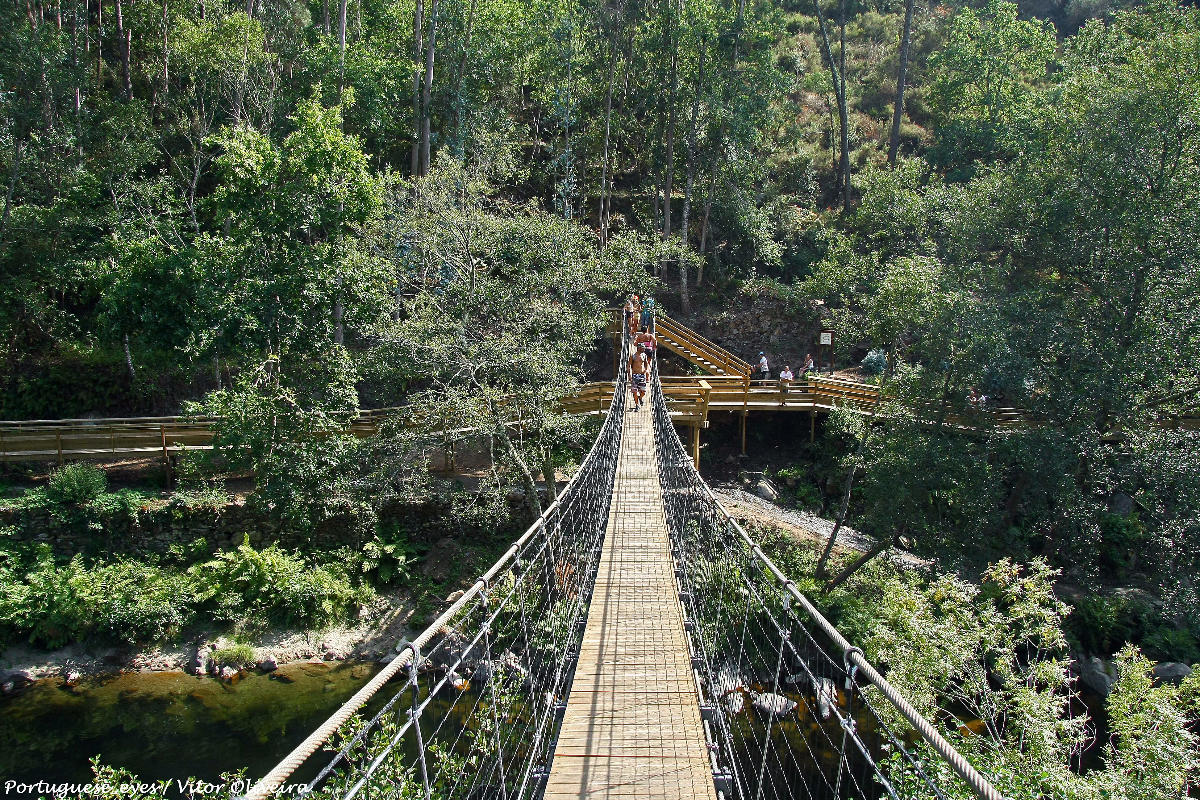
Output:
(0, 661), (403, 791)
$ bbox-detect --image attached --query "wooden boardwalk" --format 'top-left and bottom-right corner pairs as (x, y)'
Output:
(545, 403), (717, 800)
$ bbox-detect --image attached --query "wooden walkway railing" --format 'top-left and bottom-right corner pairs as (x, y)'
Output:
(0, 408), (401, 463)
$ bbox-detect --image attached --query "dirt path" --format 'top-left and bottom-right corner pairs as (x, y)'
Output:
(711, 484), (927, 569)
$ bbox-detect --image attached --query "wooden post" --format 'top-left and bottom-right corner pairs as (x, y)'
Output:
(690, 424), (700, 469)
(160, 424), (172, 487)
(56, 433), (63, 466)
(810, 410), (816, 443)
(740, 412), (747, 455)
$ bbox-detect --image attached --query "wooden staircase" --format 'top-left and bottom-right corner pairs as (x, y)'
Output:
(652, 313), (753, 378)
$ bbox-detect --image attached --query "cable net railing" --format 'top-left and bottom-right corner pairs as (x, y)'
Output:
(243, 341), (630, 800)
(648, 359), (1003, 800)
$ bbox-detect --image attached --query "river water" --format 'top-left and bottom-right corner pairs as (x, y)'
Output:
(0, 661), (404, 790)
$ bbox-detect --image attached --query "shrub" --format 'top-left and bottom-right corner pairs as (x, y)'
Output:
(192, 541), (372, 629)
(792, 483), (822, 510)
(861, 349), (887, 375)
(45, 463), (107, 505)
(212, 643), (255, 668)
(0, 552), (193, 647)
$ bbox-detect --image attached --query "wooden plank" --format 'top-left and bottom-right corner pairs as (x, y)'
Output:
(546, 400), (716, 800)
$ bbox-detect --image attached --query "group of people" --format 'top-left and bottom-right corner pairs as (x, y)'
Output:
(623, 294), (655, 336)
(625, 294), (658, 411)
(624, 295), (833, 410)
(756, 351), (818, 390)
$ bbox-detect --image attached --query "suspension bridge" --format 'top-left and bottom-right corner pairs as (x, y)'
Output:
(238, 331), (1004, 800)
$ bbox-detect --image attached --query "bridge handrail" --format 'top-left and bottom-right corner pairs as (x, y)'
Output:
(242, 336), (632, 800)
(703, 482), (1003, 800)
(649, 367), (1006, 800)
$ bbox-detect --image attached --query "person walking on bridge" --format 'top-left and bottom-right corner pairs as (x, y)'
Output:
(629, 343), (650, 411)
(635, 330), (657, 358)
(640, 296), (656, 332)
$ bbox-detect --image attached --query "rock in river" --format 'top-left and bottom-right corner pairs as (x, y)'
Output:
(752, 691), (796, 718)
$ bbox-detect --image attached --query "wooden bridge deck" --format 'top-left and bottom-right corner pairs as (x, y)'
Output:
(545, 403), (716, 800)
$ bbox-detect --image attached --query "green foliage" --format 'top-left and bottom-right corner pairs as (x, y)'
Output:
(211, 643), (256, 668)
(860, 349), (887, 375)
(190, 540), (372, 630)
(45, 464), (108, 506)
(360, 521), (419, 585)
(0, 550), (193, 648)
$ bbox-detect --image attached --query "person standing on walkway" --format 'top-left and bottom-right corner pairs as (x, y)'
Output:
(779, 365), (794, 404)
(757, 351), (770, 381)
(629, 343), (650, 410)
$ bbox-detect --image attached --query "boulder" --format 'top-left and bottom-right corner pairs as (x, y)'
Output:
(1152, 662), (1193, 685)
(323, 651), (340, 661)
(1, 681), (15, 696)
(1109, 492), (1134, 516)
(445, 590), (466, 605)
(63, 670), (83, 687)
(447, 671), (470, 692)
(723, 691), (746, 715)
(258, 656), (279, 672)
(190, 648), (211, 676)
(755, 479), (779, 503)
(219, 666), (238, 682)
(752, 691), (796, 718)
(813, 677), (838, 721)
(1078, 656), (1113, 697)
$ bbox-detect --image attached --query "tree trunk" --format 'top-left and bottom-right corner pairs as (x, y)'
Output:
(72, 1), (82, 136)
(811, 0), (849, 213)
(160, 0), (168, 97)
(419, 0), (439, 176)
(451, 0), (478, 151)
(660, 4), (679, 249)
(814, 415), (874, 578)
(115, 0), (131, 101)
(411, 0), (424, 177)
(95, 0), (102, 85)
(337, 0), (347, 100)
(887, 0), (915, 165)
(598, 39), (617, 246)
(0, 138), (23, 250)
(323, 0), (330, 35)
(333, 298), (344, 345)
(496, 425), (542, 518)
(822, 534), (900, 594)
(678, 37), (705, 316)
(123, 333), (136, 380)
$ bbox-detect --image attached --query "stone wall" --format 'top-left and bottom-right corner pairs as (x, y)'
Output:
(0, 499), (373, 559)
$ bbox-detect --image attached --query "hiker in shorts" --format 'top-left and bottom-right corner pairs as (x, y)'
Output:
(623, 295), (637, 336)
(634, 330), (657, 358)
(629, 344), (650, 410)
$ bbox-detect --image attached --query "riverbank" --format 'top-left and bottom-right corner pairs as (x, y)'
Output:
(0, 588), (423, 691)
